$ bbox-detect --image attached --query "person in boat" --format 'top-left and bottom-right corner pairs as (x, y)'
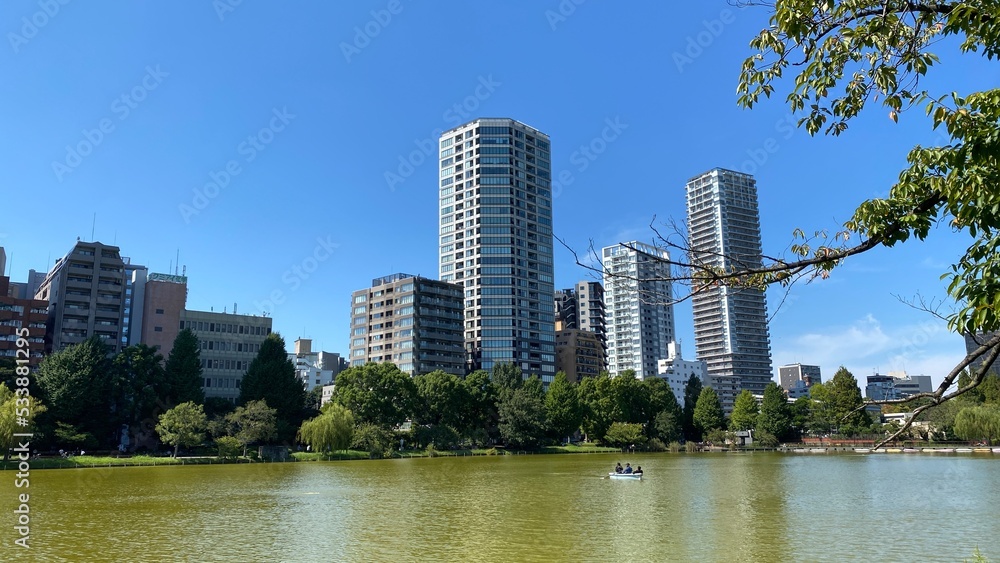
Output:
(623, 463), (633, 474)
(634, 466), (643, 475)
(614, 462), (623, 473)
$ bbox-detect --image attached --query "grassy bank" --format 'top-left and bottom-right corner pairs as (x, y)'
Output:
(0, 443), (625, 470)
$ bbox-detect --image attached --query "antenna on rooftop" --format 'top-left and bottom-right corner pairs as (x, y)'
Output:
(175, 249), (180, 275)
(91, 213), (96, 241)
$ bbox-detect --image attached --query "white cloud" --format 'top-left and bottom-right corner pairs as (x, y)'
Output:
(772, 314), (966, 389)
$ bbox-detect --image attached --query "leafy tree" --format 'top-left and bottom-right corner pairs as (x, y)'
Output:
(333, 362), (417, 428)
(653, 409), (682, 444)
(824, 367), (872, 434)
(239, 333), (306, 442)
(498, 376), (547, 449)
(155, 401), (207, 457)
(0, 384), (46, 462)
(215, 435), (242, 459)
(682, 374), (703, 440)
(351, 423), (396, 459)
(603, 422), (645, 448)
(578, 373), (614, 442)
(609, 370), (650, 424)
(790, 395), (813, 436)
(54, 422), (97, 450)
(414, 370), (469, 429)
(730, 390), (760, 432)
(462, 370), (497, 443)
(225, 399), (278, 456)
(645, 377), (682, 431)
(298, 402), (354, 454)
(545, 372), (582, 441)
(35, 336), (115, 447)
(111, 344), (168, 445)
(491, 362), (523, 400)
(693, 387), (725, 439)
(730, 0), (1000, 435)
(954, 404), (1000, 445)
(163, 328), (204, 407)
(758, 382), (792, 439)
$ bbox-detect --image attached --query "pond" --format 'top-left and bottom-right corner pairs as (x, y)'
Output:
(3, 452), (997, 561)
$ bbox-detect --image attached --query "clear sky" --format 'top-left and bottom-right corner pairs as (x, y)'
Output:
(2, 1), (994, 388)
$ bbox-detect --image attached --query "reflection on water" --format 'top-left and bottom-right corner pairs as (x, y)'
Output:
(2, 453), (998, 562)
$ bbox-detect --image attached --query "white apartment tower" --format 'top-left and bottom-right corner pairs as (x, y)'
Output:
(602, 241), (676, 378)
(438, 118), (556, 382)
(686, 168), (773, 410)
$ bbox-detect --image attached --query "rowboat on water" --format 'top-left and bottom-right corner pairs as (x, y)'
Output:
(608, 472), (642, 480)
(854, 448), (871, 454)
(932, 448), (955, 453)
(955, 448), (973, 453)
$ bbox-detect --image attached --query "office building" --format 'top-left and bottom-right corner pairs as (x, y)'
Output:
(602, 241), (675, 378)
(179, 309), (272, 401)
(655, 342), (708, 403)
(289, 338), (346, 391)
(139, 273), (189, 355)
(778, 363), (822, 393)
(0, 274), (47, 367)
(350, 274), (465, 376)
(34, 241), (130, 354)
(686, 168), (773, 411)
(865, 371), (933, 401)
(965, 331), (1000, 375)
(438, 118), (556, 381)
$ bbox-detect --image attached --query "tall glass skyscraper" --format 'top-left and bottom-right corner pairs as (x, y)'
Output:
(438, 118), (556, 382)
(686, 168), (773, 410)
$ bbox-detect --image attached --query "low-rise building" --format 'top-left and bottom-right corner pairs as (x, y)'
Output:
(865, 371), (932, 401)
(0, 274), (47, 367)
(655, 342), (707, 403)
(179, 309), (272, 401)
(778, 363), (822, 394)
(289, 338), (346, 391)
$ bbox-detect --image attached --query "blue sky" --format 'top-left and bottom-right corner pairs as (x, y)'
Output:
(2, 1), (994, 388)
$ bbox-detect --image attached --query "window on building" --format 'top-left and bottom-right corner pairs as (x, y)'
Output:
(155, 308), (164, 314)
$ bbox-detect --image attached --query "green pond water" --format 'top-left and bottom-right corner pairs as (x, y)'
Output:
(2, 452), (998, 562)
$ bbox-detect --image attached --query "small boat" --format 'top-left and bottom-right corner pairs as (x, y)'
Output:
(931, 448), (955, 453)
(973, 448), (992, 454)
(992, 447), (1000, 454)
(608, 472), (642, 480)
(854, 448), (871, 454)
(809, 448), (827, 453)
(903, 448), (920, 453)
(885, 448), (903, 453)
(955, 448), (973, 453)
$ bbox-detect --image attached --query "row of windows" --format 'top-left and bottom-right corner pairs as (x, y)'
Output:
(180, 320), (271, 336)
(201, 340), (261, 353)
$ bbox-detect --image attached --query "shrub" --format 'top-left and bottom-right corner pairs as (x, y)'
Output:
(216, 436), (242, 459)
(755, 431), (779, 449)
(647, 438), (667, 452)
(684, 441), (697, 453)
(669, 441), (681, 453)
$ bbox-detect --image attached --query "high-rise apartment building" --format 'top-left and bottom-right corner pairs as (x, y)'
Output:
(179, 310), (272, 401)
(555, 281), (606, 347)
(34, 241), (130, 354)
(602, 242), (676, 378)
(437, 118), (556, 381)
(686, 168), (773, 411)
(554, 328), (605, 383)
(349, 274), (465, 376)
